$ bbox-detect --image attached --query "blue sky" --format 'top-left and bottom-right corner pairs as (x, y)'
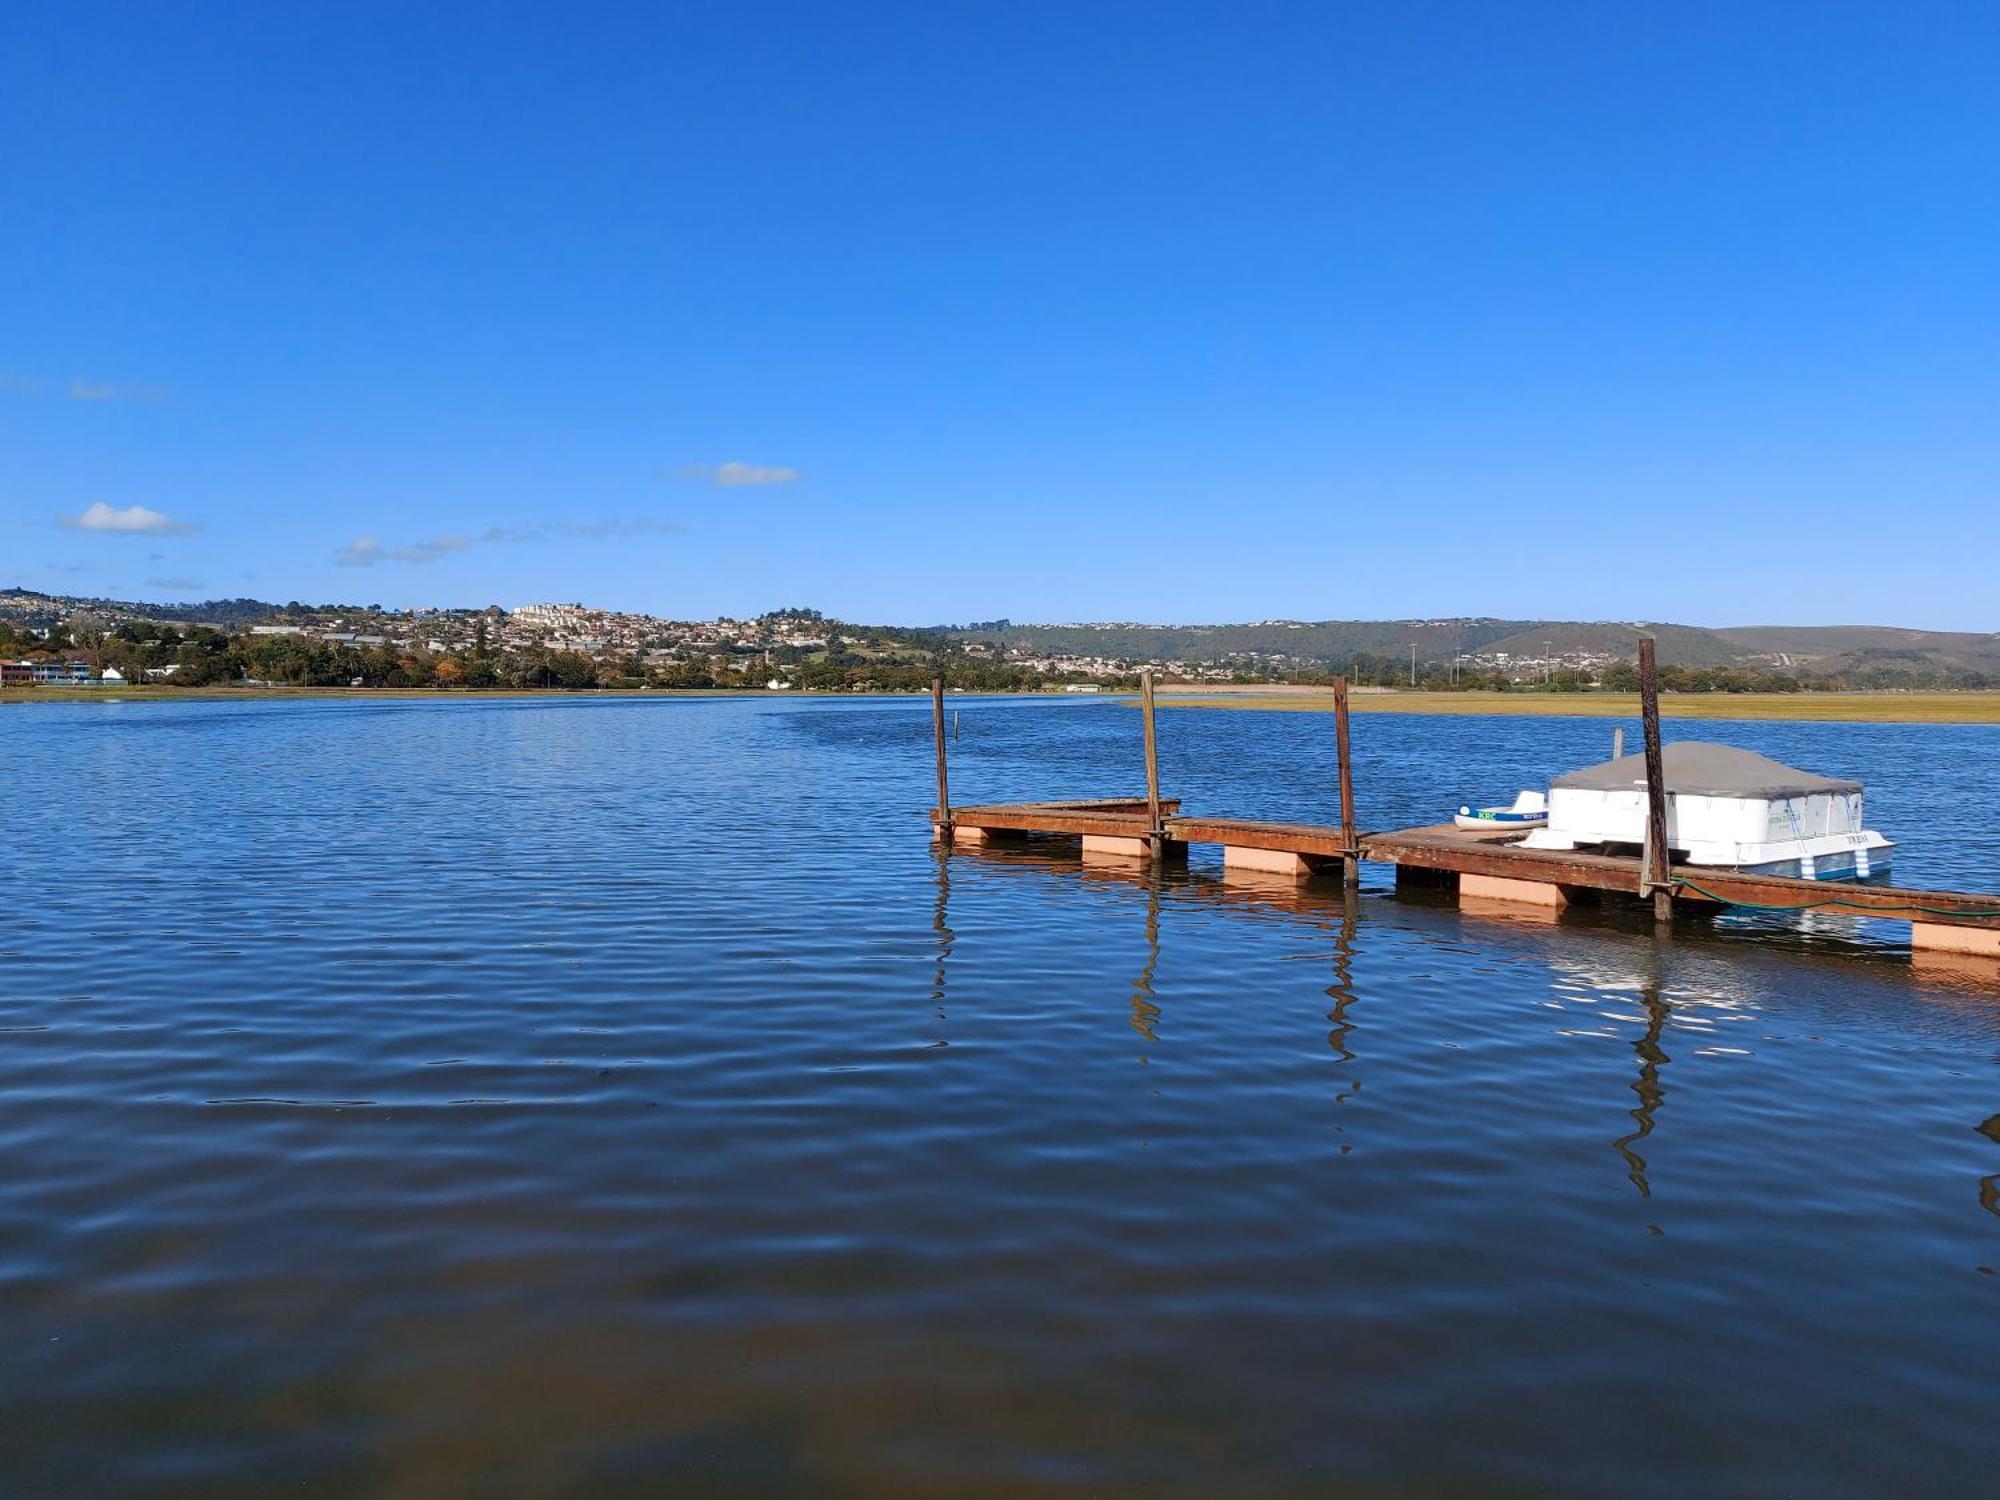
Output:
(4, 1), (1995, 626)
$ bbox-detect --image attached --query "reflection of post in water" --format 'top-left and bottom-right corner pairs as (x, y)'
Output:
(1129, 874), (1162, 1046)
(1325, 893), (1361, 1139)
(1978, 1113), (2000, 1219)
(929, 845), (954, 1044)
(1611, 972), (1672, 1197)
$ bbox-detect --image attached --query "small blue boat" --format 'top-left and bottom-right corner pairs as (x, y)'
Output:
(1454, 790), (1548, 832)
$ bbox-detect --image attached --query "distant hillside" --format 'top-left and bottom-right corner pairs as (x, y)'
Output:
(1718, 624), (2000, 657)
(1716, 625), (2000, 683)
(950, 619), (1537, 664)
(1477, 621), (1743, 668)
(952, 617), (1746, 668)
(943, 616), (2000, 683)
(0, 588), (281, 627)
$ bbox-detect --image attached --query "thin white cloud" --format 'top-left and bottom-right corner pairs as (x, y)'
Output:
(146, 575), (206, 592)
(336, 535), (473, 567)
(58, 502), (197, 535)
(67, 377), (166, 403)
(678, 460), (802, 487)
(339, 519), (685, 565)
(556, 518), (688, 540)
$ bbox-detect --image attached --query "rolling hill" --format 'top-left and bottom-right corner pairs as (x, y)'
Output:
(944, 617), (1999, 681)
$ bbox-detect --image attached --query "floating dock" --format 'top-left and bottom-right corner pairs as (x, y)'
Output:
(938, 802), (2000, 956)
(925, 657), (2000, 962)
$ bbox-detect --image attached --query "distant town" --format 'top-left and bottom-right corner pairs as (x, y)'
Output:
(3, 587), (1997, 694)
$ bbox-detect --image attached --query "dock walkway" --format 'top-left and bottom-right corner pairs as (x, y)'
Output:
(937, 799), (2000, 957)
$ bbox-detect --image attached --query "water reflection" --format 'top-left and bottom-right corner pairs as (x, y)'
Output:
(1325, 894), (1361, 1147)
(1978, 1113), (2000, 1220)
(946, 838), (2000, 1228)
(1609, 964), (1672, 1199)
(1129, 878), (1162, 1045)
(930, 846), (954, 1046)
(1326, 894), (1358, 1066)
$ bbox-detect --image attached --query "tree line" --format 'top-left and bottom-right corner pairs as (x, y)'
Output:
(5, 616), (1992, 693)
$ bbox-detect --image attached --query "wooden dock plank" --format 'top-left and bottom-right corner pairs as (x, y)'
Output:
(1361, 824), (2000, 927)
(1360, 824), (1641, 895)
(1665, 868), (2000, 927)
(949, 799), (1176, 839)
(1168, 816), (1349, 858)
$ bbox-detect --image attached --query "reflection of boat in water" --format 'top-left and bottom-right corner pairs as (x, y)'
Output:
(1519, 742), (1893, 882)
(1454, 790), (1547, 832)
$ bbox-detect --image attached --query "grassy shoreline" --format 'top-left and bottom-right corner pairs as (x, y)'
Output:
(1150, 689), (2000, 724)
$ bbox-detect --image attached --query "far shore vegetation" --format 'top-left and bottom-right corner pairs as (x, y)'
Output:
(9, 678), (2000, 724)
(6, 610), (2000, 722)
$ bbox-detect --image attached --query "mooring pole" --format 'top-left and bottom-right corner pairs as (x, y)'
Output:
(932, 677), (953, 845)
(1613, 726), (1625, 762)
(1333, 675), (1358, 886)
(1637, 639), (1671, 922)
(1140, 668), (1163, 855)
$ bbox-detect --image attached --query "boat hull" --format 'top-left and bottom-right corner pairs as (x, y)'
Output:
(1453, 813), (1547, 832)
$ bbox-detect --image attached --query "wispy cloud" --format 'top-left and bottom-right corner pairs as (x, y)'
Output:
(57, 502), (197, 535)
(336, 535), (474, 567)
(546, 519), (688, 540)
(677, 460), (802, 488)
(67, 377), (166, 403)
(146, 575), (206, 592)
(0, 372), (40, 395)
(334, 518), (684, 567)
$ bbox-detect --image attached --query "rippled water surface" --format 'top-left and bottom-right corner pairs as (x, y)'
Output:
(5, 696), (2000, 1496)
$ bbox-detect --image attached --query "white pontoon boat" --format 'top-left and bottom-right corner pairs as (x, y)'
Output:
(1517, 742), (1893, 881)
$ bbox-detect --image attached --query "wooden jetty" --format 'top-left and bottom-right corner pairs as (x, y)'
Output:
(925, 658), (2000, 961)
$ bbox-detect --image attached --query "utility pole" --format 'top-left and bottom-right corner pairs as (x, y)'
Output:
(1409, 643), (1417, 687)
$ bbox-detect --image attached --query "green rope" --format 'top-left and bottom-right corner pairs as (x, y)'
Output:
(1671, 876), (2000, 919)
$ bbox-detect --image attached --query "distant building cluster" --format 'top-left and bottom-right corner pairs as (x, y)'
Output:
(228, 603), (835, 667)
(2, 660), (131, 685)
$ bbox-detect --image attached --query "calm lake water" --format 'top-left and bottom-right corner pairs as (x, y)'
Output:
(4, 695), (2000, 1496)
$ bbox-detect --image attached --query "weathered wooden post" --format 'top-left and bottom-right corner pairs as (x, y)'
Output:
(1334, 675), (1358, 886)
(1613, 726), (1625, 762)
(1637, 639), (1671, 922)
(1140, 668), (1163, 855)
(932, 677), (953, 845)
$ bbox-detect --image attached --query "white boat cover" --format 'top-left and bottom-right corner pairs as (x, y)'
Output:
(1551, 743), (1860, 798)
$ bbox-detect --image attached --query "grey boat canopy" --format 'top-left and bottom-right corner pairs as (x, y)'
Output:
(1551, 741), (1862, 799)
